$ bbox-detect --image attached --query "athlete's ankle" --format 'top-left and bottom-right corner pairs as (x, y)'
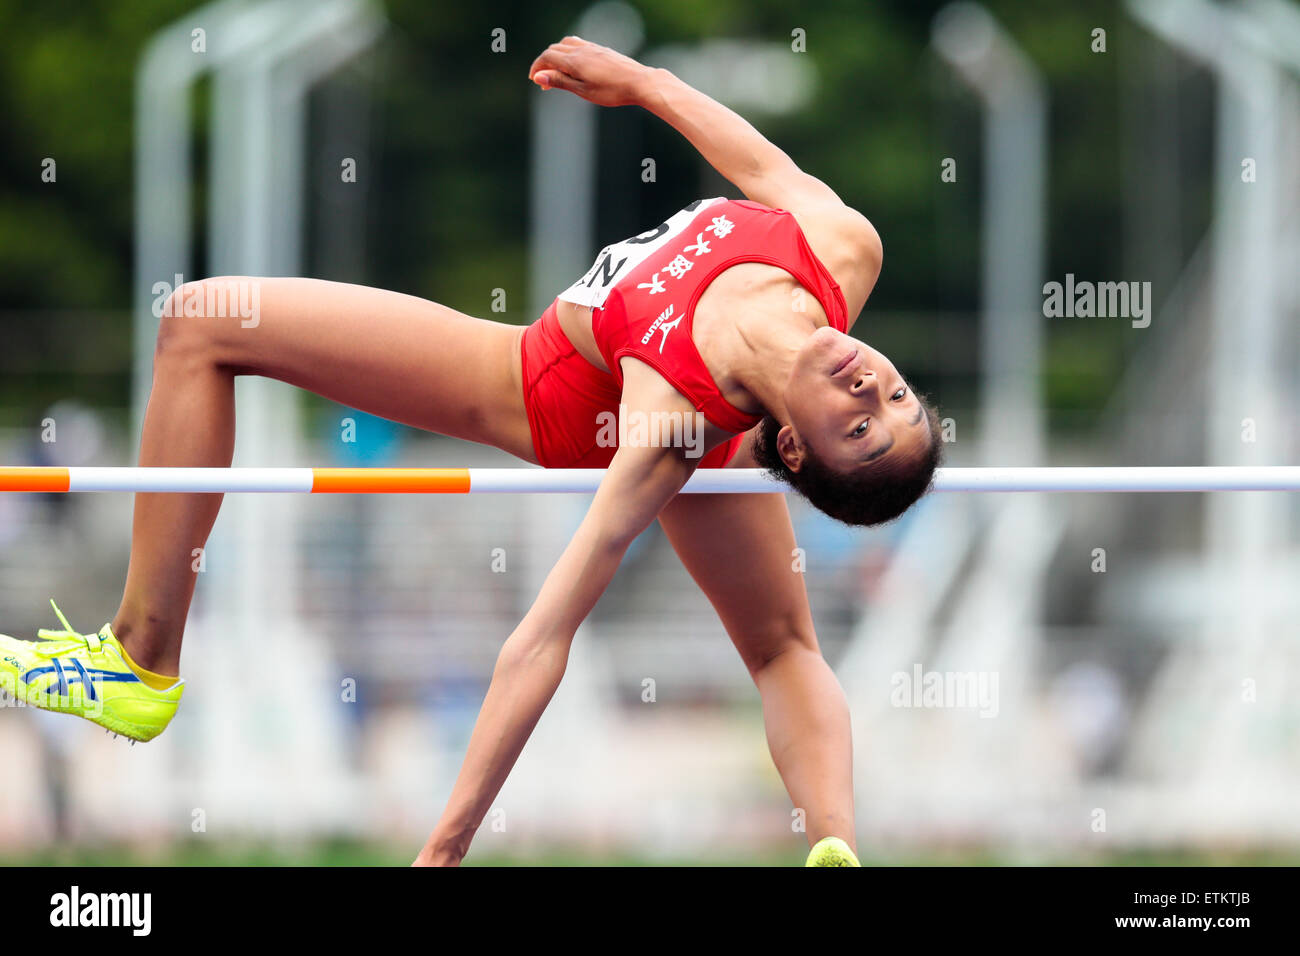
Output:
(809, 819), (857, 852)
(110, 615), (181, 677)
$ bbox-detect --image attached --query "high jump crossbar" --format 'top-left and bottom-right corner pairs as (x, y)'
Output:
(1, 466), (1298, 494)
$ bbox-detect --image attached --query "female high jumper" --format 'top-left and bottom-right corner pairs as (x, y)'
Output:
(0, 37), (940, 866)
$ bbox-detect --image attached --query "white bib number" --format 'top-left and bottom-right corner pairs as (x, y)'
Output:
(557, 197), (726, 308)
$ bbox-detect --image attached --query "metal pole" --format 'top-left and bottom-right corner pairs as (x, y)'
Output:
(932, 3), (1048, 466)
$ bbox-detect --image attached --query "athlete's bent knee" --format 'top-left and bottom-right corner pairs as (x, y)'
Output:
(153, 277), (257, 367)
(741, 625), (819, 679)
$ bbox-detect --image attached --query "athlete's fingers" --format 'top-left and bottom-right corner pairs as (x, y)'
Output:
(532, 69), (584, 94)
(528, 45), (578, 82)
(530, 34), (589, 71)
(527, 48), (557, 80)
(527, 51), (552, 81)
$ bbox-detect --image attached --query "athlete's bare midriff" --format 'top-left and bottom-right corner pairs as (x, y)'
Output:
(555, 259), (830, 418)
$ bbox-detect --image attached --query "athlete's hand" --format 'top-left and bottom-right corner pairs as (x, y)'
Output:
(528, 36), (654, 107)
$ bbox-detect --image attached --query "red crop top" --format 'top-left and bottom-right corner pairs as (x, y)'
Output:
(557, 198), (850, 433)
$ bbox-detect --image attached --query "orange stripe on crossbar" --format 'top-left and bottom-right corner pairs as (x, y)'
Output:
(0, 467), (70, 492)
(310, 468), (471, 493)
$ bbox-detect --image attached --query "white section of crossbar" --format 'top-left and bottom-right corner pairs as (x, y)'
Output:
(931, 466), (1300, 493)
(67, 467), (315, 493)
(473, 466), (1300, 493)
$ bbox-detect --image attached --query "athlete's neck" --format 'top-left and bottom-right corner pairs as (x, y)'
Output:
(729, 310), (820, 424)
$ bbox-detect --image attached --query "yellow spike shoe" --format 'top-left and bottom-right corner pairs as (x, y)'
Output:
(805, 837), (861, 867)
(0, 600), (184, 743)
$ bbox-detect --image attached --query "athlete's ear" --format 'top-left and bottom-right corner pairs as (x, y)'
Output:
(776, 423), (806, 473)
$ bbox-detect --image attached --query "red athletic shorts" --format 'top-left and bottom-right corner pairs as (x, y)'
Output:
(520, 301), (744, 469)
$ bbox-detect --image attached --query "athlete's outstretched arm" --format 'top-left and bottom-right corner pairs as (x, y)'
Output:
(530, 37), (843, 214)
(414, 362), (700, 866)
(528, 37), (883, 314)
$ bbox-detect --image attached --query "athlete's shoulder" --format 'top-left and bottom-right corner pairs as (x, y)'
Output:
(801, 204), (881, 264)
(732, 194), (879, 263)
(790, 204), (883, 311)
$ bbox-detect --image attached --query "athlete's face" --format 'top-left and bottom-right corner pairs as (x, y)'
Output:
(781, 326), (931, 475)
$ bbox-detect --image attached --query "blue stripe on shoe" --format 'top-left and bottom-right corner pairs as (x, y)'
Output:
(20, 664), (139, 688)
(68, 658), (98, 702)
(51, 657), (68, 696)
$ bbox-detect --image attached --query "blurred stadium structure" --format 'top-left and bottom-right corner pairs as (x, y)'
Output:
(1, 0), (1298, 863)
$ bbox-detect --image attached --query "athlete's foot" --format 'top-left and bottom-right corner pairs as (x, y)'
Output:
(0, 600), (184, 742)
(805, 836), (861, 867)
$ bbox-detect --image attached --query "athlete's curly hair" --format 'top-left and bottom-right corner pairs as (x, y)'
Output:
(752, 392), (943, 527)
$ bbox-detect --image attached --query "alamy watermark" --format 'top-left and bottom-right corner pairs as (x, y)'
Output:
(595, 405), (707, 459)
(49, 886), (151, 937)
(890, 663), (999, 718)
(1042, 274), (1151, 328)
(152, 274), (261, 328)
(0, 670), (105, 718)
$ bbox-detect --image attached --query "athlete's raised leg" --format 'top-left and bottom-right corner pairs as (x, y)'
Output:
(656, 482), (856, 854)
(115, 277), (534, 674)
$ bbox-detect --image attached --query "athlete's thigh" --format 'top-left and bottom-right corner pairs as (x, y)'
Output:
(657, 490), (818, 673)
(173, 276), (535, 460)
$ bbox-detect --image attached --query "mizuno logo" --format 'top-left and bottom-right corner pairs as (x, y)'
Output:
(656, 316), (682, 352)
(640, 304), (679, 352)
